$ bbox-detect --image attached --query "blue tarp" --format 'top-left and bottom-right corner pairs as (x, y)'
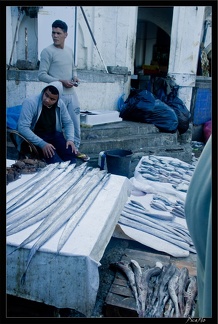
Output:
(6, 105), (22, 129)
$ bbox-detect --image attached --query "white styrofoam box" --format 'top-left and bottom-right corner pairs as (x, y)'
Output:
(80, 110), (122, 126)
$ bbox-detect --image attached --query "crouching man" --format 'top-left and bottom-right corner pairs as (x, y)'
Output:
(17, 81), (77, 164)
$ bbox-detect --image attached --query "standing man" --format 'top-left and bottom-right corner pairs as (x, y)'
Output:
(185, 135), (212, 317)
(17, 81), (78, 165)
(38, 19), (89, 162)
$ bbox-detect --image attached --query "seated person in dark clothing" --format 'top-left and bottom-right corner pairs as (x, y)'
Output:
(17, 81), (77, 164)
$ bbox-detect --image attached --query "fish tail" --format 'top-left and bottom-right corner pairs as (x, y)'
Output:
(20, 245), (37, 285)
(7, 247), (19, 256)
(20, 271), (27, 285)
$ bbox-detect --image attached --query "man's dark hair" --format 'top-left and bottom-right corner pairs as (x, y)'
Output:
(52, 20), (68, 32)
(44, 85), (59, 95)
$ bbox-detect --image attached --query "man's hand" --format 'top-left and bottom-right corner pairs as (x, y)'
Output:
(72, 76), (80, 83)
(66, 140), (77, 154)
(60, 79), (80, 88)
(42, 143), (56, 158)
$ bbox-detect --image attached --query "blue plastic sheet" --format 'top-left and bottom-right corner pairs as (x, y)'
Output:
(6, 105), (22, 129)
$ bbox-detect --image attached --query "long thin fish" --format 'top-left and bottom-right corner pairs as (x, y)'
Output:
(119, 213), (192, 251)
(57, 173), (110, 252)
(6, 162), (77, 220)
(6, 163), (88, 221)
(8, 168), (101, 252)
(19, 170), (107, 284)
(119, 218), (189, 258)
(7, 161), (70, 212)
(123, 205), (193, 245)
(121, 210), (190, 246)
(7, 162), (59, 203)
(7, 161), (71, 213)
(123, 203), (174, 221)
(7, 164), (88, 235)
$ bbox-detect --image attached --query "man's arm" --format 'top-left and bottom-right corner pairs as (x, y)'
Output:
(17, 99), (47, 149)
(38, 49), (59, 84)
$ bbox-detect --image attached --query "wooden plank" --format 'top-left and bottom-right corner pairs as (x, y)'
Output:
(171, 259), (197, 276)
(121, 249), (171, 267)
(109, 284), (133, 298)
(105, 292), (136, 310)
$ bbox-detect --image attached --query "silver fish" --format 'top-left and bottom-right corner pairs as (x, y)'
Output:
(19, 170), (108, 284)
(7, 164), (88, 235)
(164, 297), (173, 317)
(57, 173), (110, 252)
(130, 260), (144, 316)
(111, 261), (140, 315)
(183, 276), (198, 317)
(177, 267), (189, 315)
(155, 263), (177, 317)
(7, 161), (71, 213)
(6, 162), (77, 221)
(119, 214), (192, 252)
(141, 174), (160, 181)
(168, 267), (180, 317)
(140, 264), (162, 317)
(123, 203), (173, 221)
(122, 206), (193, 246)
(170, 206), (185, 217)
(9, 168), (102, 253)
(7, 162), (59, 204)
(153, 194), (173, 207)
(150, 200), (168, 211)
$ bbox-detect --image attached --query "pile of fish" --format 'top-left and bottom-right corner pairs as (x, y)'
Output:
(7, 161), (111, 284)
(136, 155), (196, 193)
(117, 155), (197, 257)
(119, 199), (196, 257)
(6, 158), (47, 185)
(111, 259), (198, 318)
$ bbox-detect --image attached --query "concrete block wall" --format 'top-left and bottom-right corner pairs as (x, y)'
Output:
(6, 69), (130, 111)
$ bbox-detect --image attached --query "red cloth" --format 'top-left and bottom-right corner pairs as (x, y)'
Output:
(203, 120), (212, 143)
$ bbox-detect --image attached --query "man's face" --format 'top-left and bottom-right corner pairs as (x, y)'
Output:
(43, 89), (58, 108)
(52, 27), (67, 49)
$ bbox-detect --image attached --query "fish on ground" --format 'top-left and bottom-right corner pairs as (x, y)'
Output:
(183, 276), (198, 317)
(167, 267), (180, 317)
(177, 267), (189, 315)
(155, 263), (177, 317)
(110, 260), (140, 315)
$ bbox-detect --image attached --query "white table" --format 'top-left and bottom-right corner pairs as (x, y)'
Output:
(6, 161), (132, 317)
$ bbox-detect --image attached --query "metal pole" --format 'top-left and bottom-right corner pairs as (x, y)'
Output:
(74, 7), (78, 67)
(25, 27), (28, 60)
(80, 6), (108, 73)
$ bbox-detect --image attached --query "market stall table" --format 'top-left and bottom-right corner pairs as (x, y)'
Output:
(6, 161), (132, 317)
